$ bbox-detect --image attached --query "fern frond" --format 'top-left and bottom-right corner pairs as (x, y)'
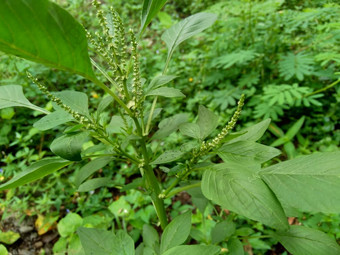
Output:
(278, 52), (314, 81)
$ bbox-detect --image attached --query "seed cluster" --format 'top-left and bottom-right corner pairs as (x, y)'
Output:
(27, 72), (95, 130)
(199, 94), (245, 154)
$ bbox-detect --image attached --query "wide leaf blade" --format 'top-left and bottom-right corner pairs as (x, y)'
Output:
(273, 225), (340, 255)
(259, 152), (340, 214)
(162, 245), (220, 255)
(0, 85), (49, 114)
(0, 0), (95, 79)
(197, 105), (219, 140)
(77, 177), (113, 192)
(146, 87), (185, 98)
(162, 13), (217, 61)
(160, 211), (191, 253)
(202, 163), (288, 230)
(34, 110), (73, 131)
(78, 228), (134, 255)
(50, 132), (89, 161)
(0, 158), (72, 191)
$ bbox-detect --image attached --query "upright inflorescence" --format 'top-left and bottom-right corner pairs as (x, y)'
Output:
(199, 94), (245, 154)
(27, 72), (96, 130)
(130, 29), (144, 118)
(89, 0), (128, 98)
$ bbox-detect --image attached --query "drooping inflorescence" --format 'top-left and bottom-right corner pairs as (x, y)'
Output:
(27, 72), (96, 130)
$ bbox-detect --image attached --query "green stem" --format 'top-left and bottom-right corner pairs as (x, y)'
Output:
(166, 182), (201, 199)
(304, 78), (340, 97)
(91, 77), (133, 117)
(144, 96), (158, 135)
(133, 117), (168, 229)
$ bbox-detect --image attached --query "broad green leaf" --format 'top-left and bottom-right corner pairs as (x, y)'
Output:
(0, 230), (20, 245)
(162, 245), (220, 255)
(0, 0), (95, 79)
(227, 237), (244, 255)
(108, 197), (131, 218)
(227, 119), (271, 144)
(197, 105), (219, 140)
(148, 75), (177, 91)
(151, 150), (185, 165)
(162, 13), (217, 62)
(0, 85), (49, 114)
(140, 0), (168, 34)
(0, 244), (8, 255)
(107, 116), (127, 134)
(158, 12), (173, 28)
(1, 107), (15, 120)
(143, 225), (159, 251)
(160, 211), (191, 253)
(146, 87), (185, 98)
(53, 91), (89, 117)
(58, 213), (83, 238)
(218, 141), (281, 164)
(75, 157), (112, 187)
(179, 123), (201, 139)
(68, 234), (85, 255)
(0, 158), (71, 191)
(186, 185), (209, 214)
(259, 152), (340, 214)
(202, 163), (288, 230)
(97, 96), (113, 115)
(34, 110), (73, 131)
(152, 113), (188, 140)
(50, 132), (89, 161)
(211, 220), (236, 244)
(78, 228), (134, 255)
(77, 177), (113, 192)
(273, 225), (340, 255)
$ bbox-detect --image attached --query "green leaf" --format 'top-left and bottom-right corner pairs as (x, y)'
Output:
(108, 197), (131, 218)
(78, 228), (134, 255)
(162, 13), (217, 63)
(158, 12), (173, 28)
(259, 152), (340, 214)
(279, 52), (314, 81)
(179, 123), (201, 139)
(0, 85), (49, 114)
(53, 91), (89, 117)
(0, 244), (8, 255)
(197, 105), (219, 140)
(140, 0), (168, 34)
(1, 108), (15, 120)
(0, 0), (95, 79)
(146, 87), (185, 98)
(75, 157), (112, 187)
(77, 177), (113, 192)
(161, 245), (220, 255)
(143, 225), (159, 251)
(211, 220), (236, 244)
(218, 141), (281, 164)
(152, 113), (188, 140)
(202, 163), (288, 230)
(58, 213), (83, 238)
(50, 132), (89, 161)
(273, 225), (340, 255)
(34, 110), (73, 131)
(0, 158), (71, 191)
(160, 211), (191, 253)
(97, 96), (113, 116)
(227, 119), (271, 144)
(107, 116), (127, 134)
(151, 150), (185, 165)
(186, 185), (209, 214)
(148, 75), (177, 91)
(271, 116), (305, 147)
(0, 230), (20, 245)
(227, 237), (244, 255)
